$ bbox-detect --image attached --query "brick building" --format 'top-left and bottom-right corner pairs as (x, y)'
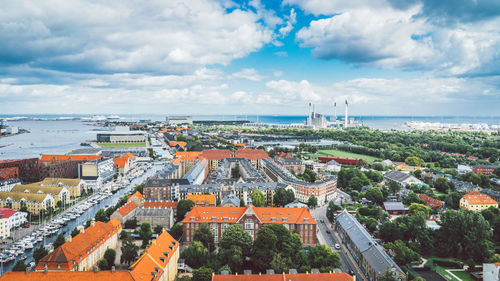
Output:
(0, 167), (19, 180)
(0, 158), (40, 182)
(182, 206), (317, 246)
(472, 165), (497, 175)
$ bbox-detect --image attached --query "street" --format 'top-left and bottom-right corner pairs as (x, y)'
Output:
(311, 204), (368, 281)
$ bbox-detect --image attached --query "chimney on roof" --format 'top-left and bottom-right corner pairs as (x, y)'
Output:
(78, 225), (84, 233)
(44, 264), (48, 273)
(66, 235), (72, 242)
(112, 266), (115, 272)
(91, 218), (95, 226)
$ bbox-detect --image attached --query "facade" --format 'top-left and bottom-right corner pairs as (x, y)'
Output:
(276, 156), (305, 174)
(212, 273), (354, 281)
(262, 159), (337, 205)
(182, 159), (208, 185)
(97, 131), (146, 143)
(200, 149), (233, 172)
(187, 194), (216, 206)
(39, 154), (103, 179)
(0, 192), (55, 215)
(335, 210), (406, 281)
(0, 207), (27, 229)
(39, 178), (85, 198)
(0, 179), (21, 192)
(166, 115), (193, 125)
(110, 201), (137, 223)
(36, 219), (122, 271)
(472, 165), (497, 175)
(418, 194), (444, 209)
(182, 206), (317, 246)
(0, 158), (41, 182)
(144, 178), (190, 201)
(0, 217), (8, 240)
(79, 158), (115, 190)
(0, 167), (19, 180)
(459, 191), (498, 212)
(10, 184), (70, 205)
(135, 207), (174, 229)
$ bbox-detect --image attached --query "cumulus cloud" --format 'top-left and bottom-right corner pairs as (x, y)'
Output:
(231, 68), (265, 81)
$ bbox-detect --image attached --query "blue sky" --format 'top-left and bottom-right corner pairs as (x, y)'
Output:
(0, 0), (499, 116)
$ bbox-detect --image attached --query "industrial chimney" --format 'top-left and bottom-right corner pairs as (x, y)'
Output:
(344, 99), (348, 128)
(333, 102), (337, 122)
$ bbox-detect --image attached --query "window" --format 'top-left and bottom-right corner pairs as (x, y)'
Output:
(245, 219), (254, 230)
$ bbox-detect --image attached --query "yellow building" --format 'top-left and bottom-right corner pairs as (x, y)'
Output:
(460, 191), (498, 212)
(0, 192), (55, 215)
(130, 229), (179, 281)
(39, 178), (86, 197)
(10, 184), (70, 205)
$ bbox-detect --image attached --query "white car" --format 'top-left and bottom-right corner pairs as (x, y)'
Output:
(334, 243), (341, 250)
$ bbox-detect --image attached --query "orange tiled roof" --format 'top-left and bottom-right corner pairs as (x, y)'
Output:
(130, 230), (179, 281)
(41, 154), (103, 162)
(169, 141), (187, 147)
(36, 219), (122, 271)
(131, 191), (143, 201)
(418, 194), (444, 209)
(187, 194), (216, 206)
(117, 201), (137, 216)
(144, 201), (178, 209)
(182, 206), (316, 225)
(462, 191), (498, 205)
(114, 157), (130, 169)
(277, 152), (292, 158)
(175, 151), (202, 161)
(122, 152), (135, 158)
(234, 143), (246, 146)
(234, 148), (270, 160)
(200, 149), (233, 161)
(0, 271), (138, 281)
(212, 273), (354, 281)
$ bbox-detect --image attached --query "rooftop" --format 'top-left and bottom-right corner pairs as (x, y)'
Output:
(41, 154), (103, 162)
(0, 208), (17, 219)
(187, 194), (216, 205)
(212, 273), (353, 281)
(143, 201), (178, 209)
(0, 271), (138, 281)
(117, 201), (137, 216)
(462, 191), (498, 205)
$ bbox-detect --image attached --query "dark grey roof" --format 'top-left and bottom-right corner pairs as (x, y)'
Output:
(136, 207), (172, 217)
(384, 170), (411, 183)
(276, 157), (302, 165)
(221, 194), (240, 207)
(262, 158), (337, 187)
(336, 210), (404, 276)
(383, 201), (407, 211)
(146, 178), (190, 187)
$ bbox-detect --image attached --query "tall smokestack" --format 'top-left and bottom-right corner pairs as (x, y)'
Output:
(345, 99), (348, 128)
(308, 102), (312, 126)
(334, 102), (337, 122)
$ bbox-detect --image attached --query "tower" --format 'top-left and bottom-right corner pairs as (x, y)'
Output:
(345, 99), (348, 128)
(333, 102), (337, 122)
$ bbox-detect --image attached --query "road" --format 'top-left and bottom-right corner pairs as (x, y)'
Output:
(311, 204), (368, 281)
(0, 162), (162, 275)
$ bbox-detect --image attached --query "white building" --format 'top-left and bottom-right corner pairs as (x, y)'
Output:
(79, 158), (115, 190)
(0, 208), (28, 239)
(166, 116), (193, 125)
(0, 179), (21, 192)
(457, 164), (472, 175)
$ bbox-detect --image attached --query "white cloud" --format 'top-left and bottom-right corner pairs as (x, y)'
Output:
(279, 8), (297, 37)
(231, 68), (265, 81)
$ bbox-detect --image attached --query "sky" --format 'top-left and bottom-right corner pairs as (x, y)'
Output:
(0, 0), (499, 116)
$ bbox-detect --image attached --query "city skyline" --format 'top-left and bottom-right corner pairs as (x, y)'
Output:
(1, 0), (500, 116)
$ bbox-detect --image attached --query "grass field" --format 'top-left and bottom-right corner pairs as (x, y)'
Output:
(97, 142), (146, 148)
(448, 270), (474, 281)
(305, 149), (381, 163)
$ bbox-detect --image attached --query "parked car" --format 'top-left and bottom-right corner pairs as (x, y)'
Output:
(22, 224), (30, 228)
(335, 243), (341, 250)
(326, 230), (331, 234)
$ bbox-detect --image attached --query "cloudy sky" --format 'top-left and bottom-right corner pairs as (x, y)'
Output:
(1, 0), (499, 116)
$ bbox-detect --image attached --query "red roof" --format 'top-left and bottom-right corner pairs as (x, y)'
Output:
(277, 152), (292, 158)
(200, 149), (233, 161)
(462, 191), (498, 205)
(182, 206), (316, 225)
(41, 154), (103, 162)
(117, 201), (137, 216)
(318, 156), (358, 165)
(131, 191), (143, 201)
(0, 271), (138, 281)
(212, 273), (353, 281)
(0, 208), (17, 219)
(114, 157), (130, 168)
(234, 148), (270, 160)
(418, 194), (444, 209)
(143, 201), (178, 209)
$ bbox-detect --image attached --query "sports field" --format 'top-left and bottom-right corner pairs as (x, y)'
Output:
(97, 142), (146, 148)
(307, 149), (381, 163)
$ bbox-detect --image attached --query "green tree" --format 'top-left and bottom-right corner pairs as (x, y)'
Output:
(240, 198), (246, 207)
(95, 209), (108, 222)
(177, 199), (195, 221)
(402, 193), (424, 205)
(33, 245), (49, 264)
(138, 222), (153, 248)
(308, 245), (341, 272)
(12, 260), (27, 272)
(387, 181), (401, 194)
(378, 270), (398, 281)
(193, 223), (215, 252)
(408, 203), (430, 218)
(273, 188), (295, 206)
(434, 177), (451, 193)
(494, 167), (500, 177)
(365, 187), (385, 205)
(326, 201), (341, 222)
(219, 225), (253, 257)
(250, 188), (266, 207)
(218, 245), (243, 273)
(168, 223), (183, 240)
(384, 240), (420, 265)
(405, 156), (424, 166)
(104, 248), (116, 267)
(307, 195), (318, 208)
(181, 241), (209, 269)
(71, 227), (80, 238)
(53, 233), (66, 249)
(124, 218), (138, 229)
(377, 221), (403, 243)
(252, 226), (278, 272)
(154, 225), (164, 234)
(98, 258), (109, 270)
(192, 266), (213, 281)
(120, 238), (139, 265)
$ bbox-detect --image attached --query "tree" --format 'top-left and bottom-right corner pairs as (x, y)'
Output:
(12, 260), (27, 272)
(71, 227), (80, 238)
(219, 224), (253, 258)
(104, 248), (116, 268)
(53, 233), (66, 249)
(154, 225), (164, 234)
(402, 193), (424, 205)
(384, 240), (420, 265)
(405, 156), (424, 166)
(308, 245), (341, 272)
(95, 209), (108, 222)
(365, 187), (384, 205)
(273, 188), (295, 206)
(138, 223), (153, 248)
(218, 245), (244, 273)
(408, 203), (430, 218)
(307, 195), (318, 208)
(181, 241), (209, 269)
(494, 167), (500, 177)
(98, 258), (109, 270)
(387, 181), (401, 194)
(33, 245), (49, 264)
(193, 223), (215, 252)
(192, 266), (213, 281)
(434, 177), (451, 193)
(378, 270), (398, 281)
(377, 221), (403, 243)
(56, 200), (63, 209)
(326, 201), (341, 222)
(177, 199), (195, 221)
(124, 218), (138, 229)
(169, 223), (183, 240)
(240, 198), (246, 207)
(252, 226), (278, 272)
(250, 188), (266, 207)
(120, 238), (139, 265)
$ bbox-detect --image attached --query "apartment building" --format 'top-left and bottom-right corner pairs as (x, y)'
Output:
(460, 191), (498, 212)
